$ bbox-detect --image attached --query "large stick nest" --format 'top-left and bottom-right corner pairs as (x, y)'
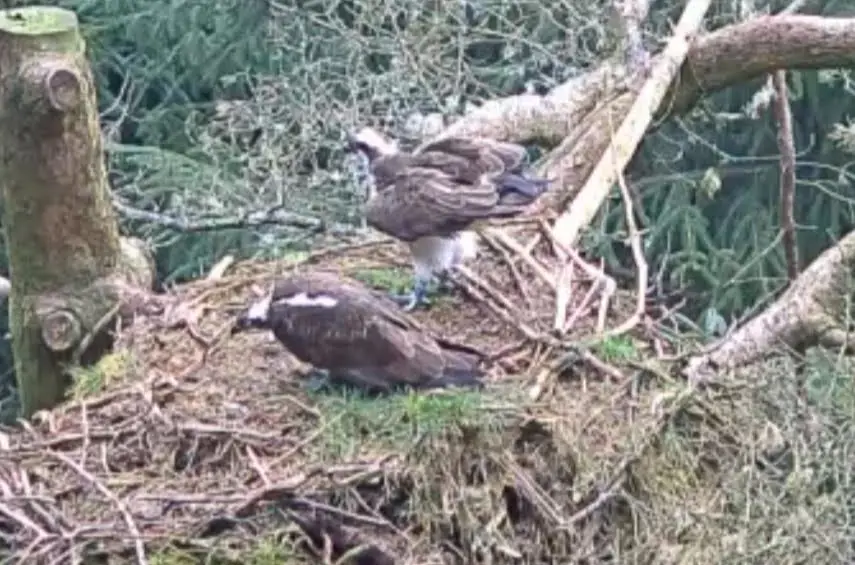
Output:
(2, 231), (854, 564)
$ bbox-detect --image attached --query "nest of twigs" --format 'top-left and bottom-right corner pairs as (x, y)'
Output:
(2, 227), (855, 565)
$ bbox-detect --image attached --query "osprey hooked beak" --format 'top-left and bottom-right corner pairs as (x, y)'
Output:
(231, 292), (272, 334)
(343, 132), (369, 156)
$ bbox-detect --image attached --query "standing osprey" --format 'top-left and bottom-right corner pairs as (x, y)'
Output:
(344, 127), (551, 310)
(231, 271), (485, 394)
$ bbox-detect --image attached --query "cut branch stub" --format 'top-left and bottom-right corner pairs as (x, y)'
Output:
(39, 308), (81, 353)
(44, 66), (81, 112)
(0, 6), (155, 418)
(14, 61), (83, 117)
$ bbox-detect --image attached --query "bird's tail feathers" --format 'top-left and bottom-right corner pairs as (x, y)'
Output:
(496, 172), (552, 201)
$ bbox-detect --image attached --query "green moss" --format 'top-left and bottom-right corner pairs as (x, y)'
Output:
(67, 350), (132, 400)
(0, 7), (78, 36)
(351, 266), (412, 293)
(149, 537), (303, 565)
(309, 387), (497, 458)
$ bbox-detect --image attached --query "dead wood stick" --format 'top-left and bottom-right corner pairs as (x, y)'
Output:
(458, 265), (521, 316)
(553, 262), (575, 331)
(480, 230), (534, 309)
(603, 172), (649, 337)
(564, 279), (603, 332)
(454, 269), (548, 344)
(550, 0), (713, 250)
(684, 229), (855, 384)
(773, 72), (798, 279)
(50, 451), (147, 565)
(540, 220), (615, 333)
(770, 0), (806, 280)
(484, 228), (556, 289)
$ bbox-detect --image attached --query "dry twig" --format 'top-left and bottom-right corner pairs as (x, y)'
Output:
(50, 451), (148, 565)
(603, 173), (648, 337)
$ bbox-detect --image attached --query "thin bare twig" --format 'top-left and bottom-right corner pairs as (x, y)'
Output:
(539, 220), (615, 333)
(50, 451), (148, 565)
(484, 227), (557, 289)
(603, 172), (648, 337)
(480, 230), (534, 309)
(772, 70), (799, 281)
(113, 198), (357, 236)
(770, 0), (809, 280)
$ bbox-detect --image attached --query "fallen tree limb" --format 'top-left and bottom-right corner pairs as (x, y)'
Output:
(0, 6), (155, 417)
(684, 229), (855, 384)
(549, 0), (712, 250)
(429, 13), (855, 236)
(435, 14), (855, 148)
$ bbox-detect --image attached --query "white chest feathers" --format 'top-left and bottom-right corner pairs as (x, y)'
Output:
(408, 231), (480, 278)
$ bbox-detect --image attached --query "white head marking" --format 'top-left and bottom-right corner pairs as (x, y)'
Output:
(275, 292), (338, 308)
(353, 127), (399, 156)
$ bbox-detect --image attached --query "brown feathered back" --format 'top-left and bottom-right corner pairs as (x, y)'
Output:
(415, 136), (528, 178)
(371, 137), (527, 188)
(262, 271), (483, 392)
(365, 168), (512, 241)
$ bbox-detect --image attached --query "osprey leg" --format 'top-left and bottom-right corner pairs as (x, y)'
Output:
(301, 368), (334, 392)
(436, 269), (457, 293)
(389, 274), (431, 311)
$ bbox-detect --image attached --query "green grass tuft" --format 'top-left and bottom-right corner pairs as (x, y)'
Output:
(594, 335), (638, 363)
(149, 537), (303, 565)
(309, 387), (494, 458)
(67, 351), (133, 400)
(351, 266), (412, 293)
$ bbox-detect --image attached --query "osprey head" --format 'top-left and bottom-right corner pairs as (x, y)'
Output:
(232, 291), (272, 334)
(344, 127), (399, 161)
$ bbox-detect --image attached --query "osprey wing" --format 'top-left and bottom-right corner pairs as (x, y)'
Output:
(334, 276), (482, 389)
(270, 272), (483, 391)
(364, 168), (500, 241)
(417, 137), (529, 174)
(264, 273), (413, 370)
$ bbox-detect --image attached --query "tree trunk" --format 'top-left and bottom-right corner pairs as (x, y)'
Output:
(0, 6), (155, 418)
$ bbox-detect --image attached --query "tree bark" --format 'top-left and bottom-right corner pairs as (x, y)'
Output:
(0, 6), (155, 418)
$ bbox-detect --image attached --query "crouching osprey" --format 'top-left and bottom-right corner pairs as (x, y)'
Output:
(344, 127), (552, 311)
(231, 271), (485, 394)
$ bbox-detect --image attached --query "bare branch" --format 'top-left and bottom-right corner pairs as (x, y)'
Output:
(112, 199), (359, 236)
(549, 0), (712, 248)
(769, 0), (813, 283)
(685, 229), (855, 384)
(771, 72), (799, 281)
